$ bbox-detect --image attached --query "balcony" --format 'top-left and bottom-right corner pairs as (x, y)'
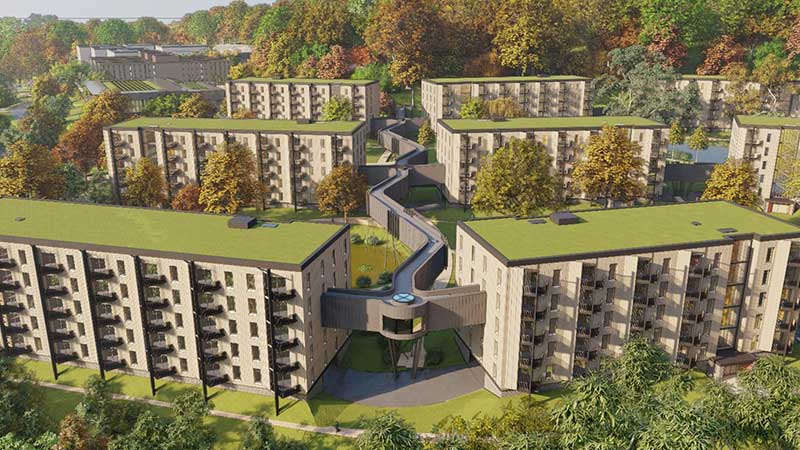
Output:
(54, 352), (79, 363)
(785, 278), (799, 287)
(275, 360), (301, 375)
(273, 313), (298, 326)
(578, 302), (594, 315)
(5, 345), (32, 356)
(781, 300), (800, 310)
(203, 350), (228, 363)
(690, 265), (712, 277)
(99, 336), (123, 348)
(0, 258), (16, 269)
(523, 283), (548, 296)
(198, 303), (223, 316)
(521, 333), (534, 345)
(96, 314), (121, 326)
(47, 307), (72, 319)
(103, 359), (126, 371)
(206, 373), (229, 387)
(777, 321), (796, 331)
(90, 268), (115, 280)
(201, 327), (225, 340)
(93, 291), (118, 303)
(146, 320), (172, 332)
(272, 287), (296, 302)
(576, 327), (591, 338)
(4, 323), (29, 334)
(153, 365), (177, 379)
(276, 384), (301, 398)
(151, 343), (175, 356)
(273, 336), (299, 351)
(145, 298), (169, 310)
(0, 280), (20, 292)
(41, 263), (64, 274)
(679, 335), (701, 346)
(142, 273), (166, 286)
(0, 302), (24, 314)
(44, 286), (68, 297)
(197, 279), (222, 293)
(682, 312), (704, 323)
(773, 340), (789, 353)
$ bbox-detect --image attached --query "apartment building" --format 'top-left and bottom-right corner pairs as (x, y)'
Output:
(421, 76), (592, 124)
(226, 78), (380, 130)
(456, 201), (800, 393)
(85, 49), (230, 83)
(435, 116), (668, 205)
(729, 115), (800, 208)
(103, 117), (367, 208)
(674, 75), (800, 130)
(0, 198), (350, 398)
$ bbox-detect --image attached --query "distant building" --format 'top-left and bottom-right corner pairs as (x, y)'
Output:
(421, 76), (592, 124)
(435, 116), (668, 205)
(457, 202), (800, 392)
(103, 117), (367, 208)
(674, 75), (800, 130)
(83, 79), (225, 113)
(226, 78), (380, 131)
(77, 45), (231, 83)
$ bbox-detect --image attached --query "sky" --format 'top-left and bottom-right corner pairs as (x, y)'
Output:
(5, 0), (267, 20)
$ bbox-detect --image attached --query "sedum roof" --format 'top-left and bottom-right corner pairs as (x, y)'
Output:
(0, 198), (345, 266)
(439, 116), (665, 132)
(234, 77), (376, 85)
(735, 115), (800, 128)
(425, 75), (589, 83)
(109, 117), (364, 134)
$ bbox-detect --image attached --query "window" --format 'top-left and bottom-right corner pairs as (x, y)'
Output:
(251, 345), (260, 360)
(247, 274), (255, 290)
(81, 344), (89, 357)
(713, 252), (721, 268)
(603, 311), (613, 327)
(18, 250), (27, 265)
(226, 296), (236, 311)
(661, 258), (670, 274)
(123, 307), (131, 321)
(606, 287), (616, 304)
(225, 271), (234, 287)
(762, 270), (770, 285)
(766, 247), (774, 263)
(67, 255), (75, 270)
(550, 294), (559, 311)
(754, 314), (763, 329)
(127, 329), (135, 343)
(180, 358), (188, 372)
(117, 260), (125, 275)
(26, 295), (34, 309)
(233, 366), (241, 380)
(253, 368), (262, 383)
(73, 300), (82, 314)
(608, 264), (617, 280)
(758, 292), (766, 307)
(175, 313), (183, 328)
(22, 273), (30, 287)
(170, 266), (178, 281)
(248, 298), (257, 314)
(250, 322), (258, 337)
(548, 318), (557, 334)
(656, 304), (665, 320)
(120, 284), (128, 298)
(229, 320), (237, 335)
(601, 334), (611, 349)
(78, 323), (86, 336)
(34, 338), (42, 350)
(552, 270), (561, 286)
(231, 343), (239, 357)
(30, 317), (38, 330)
(70, 278), (79, 293)
(129, 351), (137, 365)
(659, 281), (668, 297)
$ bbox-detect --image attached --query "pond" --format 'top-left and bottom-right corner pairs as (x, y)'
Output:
(668, 144), (729, 164)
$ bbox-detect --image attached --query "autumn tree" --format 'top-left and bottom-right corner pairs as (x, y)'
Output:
(316, 45), (350, 79)
(316, 163), (367, 220)
(787, 18), (800, 60)
(720, 63), (761, 118)
(321, 97), (353, 121)
(646, 25), (688, 68)
(698, 35), (745, 75)
(172, 183), (202, 211)
(472, 138), (561, 216)
(688, 127), (709, 163)
(0, 27), (54, 79)
(130, 17), (171, 43)
(485, 98), (523, 118)
(700, 158), (760, 209)
(228, 63), (254, 80)
(216, 0), (250, 44)
(669, 122), (685, 160)
(773, 133), (800, 200)
(491, 0), (569, 75)
(199, 141), (264, 214)
(123, 158), (167, 208)
(0, 140), (65, 199)
(572, 125), (646, 207)
(173, 94), (217, 119)
(417, 120), (434, 146)
(379, 92), (395, 117)
(752, 54), (794, 113)
(54, 414), (103, 450)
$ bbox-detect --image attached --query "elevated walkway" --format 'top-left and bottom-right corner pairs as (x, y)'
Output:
(321, 121), (486, 341)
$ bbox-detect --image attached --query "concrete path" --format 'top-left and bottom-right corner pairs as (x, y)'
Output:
(324, 363), (485, 407)
(34, 381), (364, 439)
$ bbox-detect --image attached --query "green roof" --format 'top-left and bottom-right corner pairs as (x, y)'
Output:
(736, 115), (800, 128)
(440, 116), (665, 132)
(461, 202), (800, 262)
(426, 75), (589, 83)
(236, 77), (376, 85)
(0, 198), (344, 266)
(680, 74), (726, 80)
(103, 80), (162, 92)
(110, 117), (364, 134)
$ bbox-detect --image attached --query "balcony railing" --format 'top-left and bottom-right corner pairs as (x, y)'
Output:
(142, 273), (167, 286)
(0, 280), (20, 292)
(4, 323), (29, 334)
(93, 291), (118, 302)
(0, 302), (24, 314)
(41, 263), (64, 274)
(90, 268), (115, 279)
(146, 320), (172, 332)
(274, 335), (299, 351)
(145, 298), (169, 309)
(0, 258), (16, 269)
(197, 279), (222, 293)
(44, 285), (68, 297)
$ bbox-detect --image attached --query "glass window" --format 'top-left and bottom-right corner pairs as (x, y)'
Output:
(382, 316), (424, 334)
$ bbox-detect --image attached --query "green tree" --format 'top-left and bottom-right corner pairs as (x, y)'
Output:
(459, 99), (486, 119)
(123, 158), (167, 208)
(50, 61), (92, 96)
(316, 163), (368, 221)
(351, 63), (394, 91)
(356, 412), (422, 450)
(700, 158), (760, 208)
(254, 4), (293, 39)
(60, 162), (87, 201)
(321, 97), (353, 121)
(239, 418), (276, 450)
(669, 121), (685, 160)
(169, 391), (214, 450)
(16, 94), (71, 148)
(130, 17), (171, 43)
(143, 94), (188, 117)
(637, 0), (720, 48)
(720, 63), (761, 118)
(417, 120), (434, 146)
(84, 167), (114, 204)
(0, 358), (51, 441)
(752, 53), (794, 113)
(185, 11), (219, 45)
(687, 127), (709, 163)
(0, 81), (16, 108)
(572, 125), (647, 207)
(0, 140), (65, 199)
(199, 141), (264, 214)
(174, 94), (217, 119)
(472, 138), (561, 216)
(108, 411), (169, 450)
(92, 19), (135, 45)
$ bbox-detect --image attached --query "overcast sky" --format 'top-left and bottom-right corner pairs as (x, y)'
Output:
(6, 0), (267, 20)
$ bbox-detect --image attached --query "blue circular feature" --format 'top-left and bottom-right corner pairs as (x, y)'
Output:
(392, 293), (415, 304)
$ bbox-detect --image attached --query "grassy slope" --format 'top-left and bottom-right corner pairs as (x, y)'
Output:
(366, 138), (386, 164)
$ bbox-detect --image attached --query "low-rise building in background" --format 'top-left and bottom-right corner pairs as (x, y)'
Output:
(83, 79), (225, 113)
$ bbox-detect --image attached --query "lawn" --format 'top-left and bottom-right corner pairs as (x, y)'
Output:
(350, 224), (411, 287)
(421, 206), (497, 248)
(404, 186), (443, 206)
(33, 385), (354, 450)
(338, 330), (465, 373)
(787, 345), (800, 370)
(772, 210), (800, 226)
(66, 98), (85, 125)
(366, 138), (386, 164)
(389, 86), (423, 118)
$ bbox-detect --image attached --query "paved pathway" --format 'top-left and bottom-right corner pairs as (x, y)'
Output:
(324, 363), (485, 407)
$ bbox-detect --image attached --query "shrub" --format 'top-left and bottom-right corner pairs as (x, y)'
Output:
(425, 349), (444, 367)
(365, 235), (381, 246)
(356, 275), (372, 288)
(350, 233), (364, 244)
(377, 271), (392, 285)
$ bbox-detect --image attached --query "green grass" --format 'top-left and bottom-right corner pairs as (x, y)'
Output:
(403, 186), (442, 206)
(0, 198), (344, 265)
(736, 115), (800, 127)
(236, 78), (376, 86)
(241, 207), (327, 222)
(113, 117), (364, 133)
(426, 143), (437, 163)
(441, 116), (666, 131)
(426, 75), (588, 83)
(33, 385), (353, 450)
(181, 82), (212, 90)
(366, 138), (386, 164)
(339, 330), (465, 373)
(680, 74), (726, 80)
(464, 201), (800, 262)
(423, 330), (466, 368)
(786, 345), (800, 369)
(389, 87), (423, 117)
(104, 80), (161, 92)
(66, 98), (86, 125)
(350, 224), (411, 287)
(421, 206), (497, 248)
